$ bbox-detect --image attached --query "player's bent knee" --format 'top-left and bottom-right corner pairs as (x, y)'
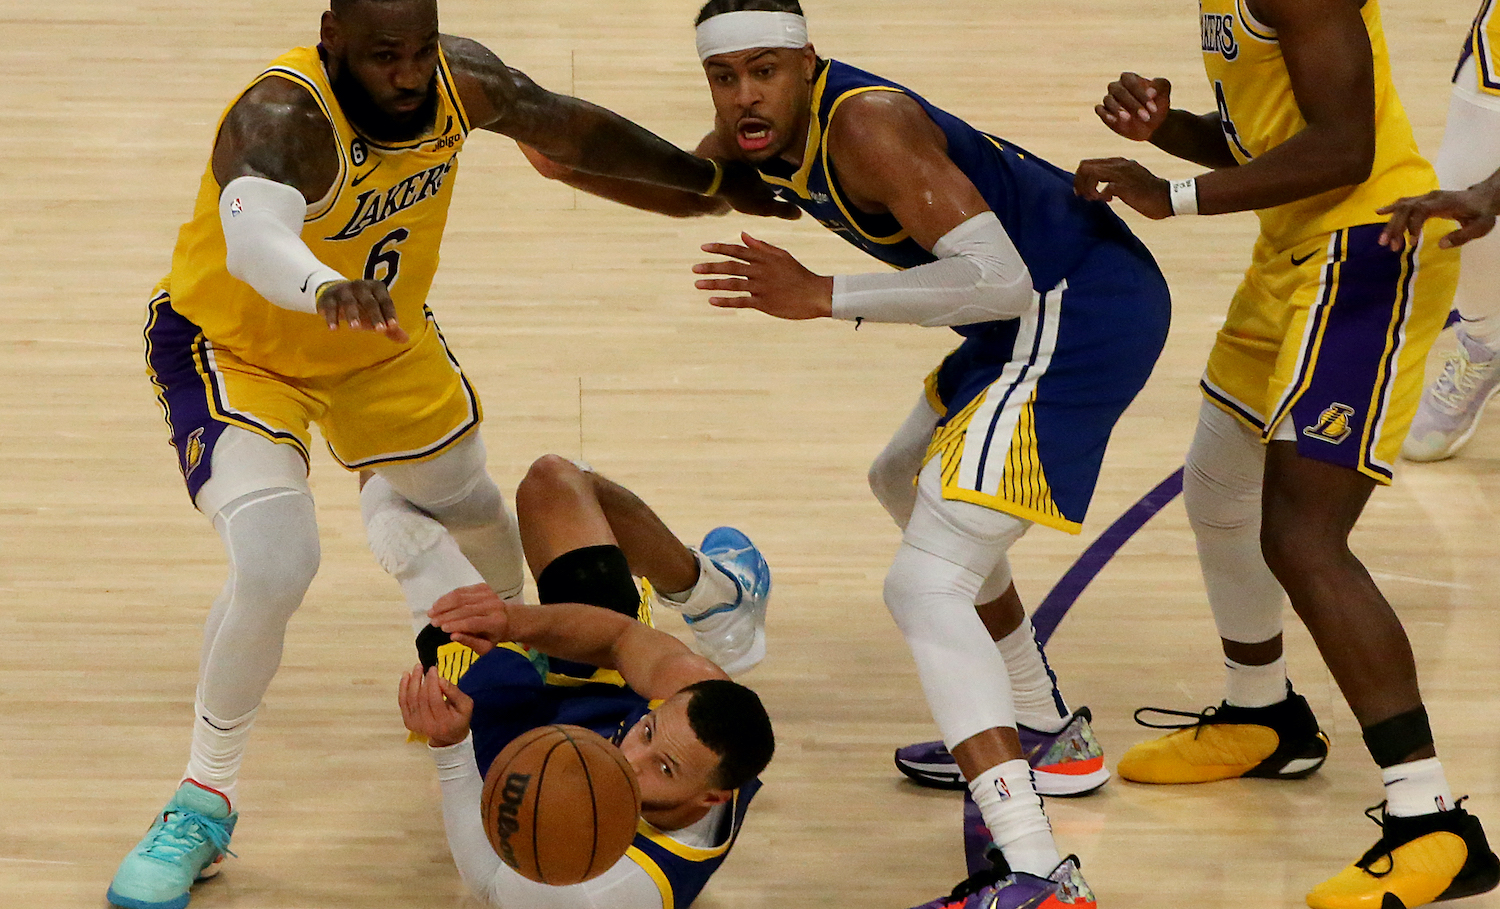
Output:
(217, 488), (320, 614)
(516, 454), (590, 523)
(882, 543), (983, 637)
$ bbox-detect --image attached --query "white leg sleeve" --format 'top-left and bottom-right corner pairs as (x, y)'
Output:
(376, 432), (525, 599)
(885, 459), (1031, 748)
(1184, 399), (1286, 645)
(193, 426), (310, 518)
(1436, 79), (1500, 347)
(361, 474), (485, 631)
(868, 392), (941, 529)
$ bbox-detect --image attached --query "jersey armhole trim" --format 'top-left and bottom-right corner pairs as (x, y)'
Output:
(820, 86), (913, 246)
(1235, 0), (1277, 43)
(246, 68), (349, 222)
(435, 48), (473, 135)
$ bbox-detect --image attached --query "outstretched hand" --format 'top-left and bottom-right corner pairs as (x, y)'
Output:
(1378, 187), (1498, 251)
(694, 233), (834, 320)
(1074, 158), (1173, 220)
(315, 280), (409, 343)
(399, 664), (473, 748)
(427, 584), (510, 656)
(714, 161), (802, 220)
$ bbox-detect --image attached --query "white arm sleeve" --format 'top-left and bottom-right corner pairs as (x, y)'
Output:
(431, 737), (666, 909)
(219, 175), (347, 313)
(830, 211), (1033, 327)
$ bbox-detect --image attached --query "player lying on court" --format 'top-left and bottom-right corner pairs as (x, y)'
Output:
(385, 453), (773, 909)
(521, 2), (1169, 907)
(1075, 0), (1499, 906)
(110, 0), (792, 906)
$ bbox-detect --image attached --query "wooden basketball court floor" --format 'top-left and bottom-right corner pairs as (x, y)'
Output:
(1, 1), (1497, 907)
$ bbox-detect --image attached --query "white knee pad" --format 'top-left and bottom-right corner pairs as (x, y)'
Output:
(377, 432), (500, 528)
(1183, 400), (1265, 533)
(902, 458), (1031, 577)
(1183, 399), (1286, 645)
(868, 393), (941, 529)
(884, 542), (1017, 748)
(362, 475), (485, 629)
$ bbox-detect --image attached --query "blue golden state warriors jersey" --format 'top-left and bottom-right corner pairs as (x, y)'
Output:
(756, 59), (1138, 337)
(461, 647), (759, 909)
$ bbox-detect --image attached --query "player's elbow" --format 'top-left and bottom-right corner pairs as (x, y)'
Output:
(1325, 134), (1376, 188)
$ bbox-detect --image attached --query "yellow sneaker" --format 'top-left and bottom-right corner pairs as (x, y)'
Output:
(1307, 803), (1499, 909)
(1117, 688), (1329, 784)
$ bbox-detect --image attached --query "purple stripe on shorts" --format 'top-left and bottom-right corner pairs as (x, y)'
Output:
(143, 293), (227, 502)
(1288, 224), (1412, 479)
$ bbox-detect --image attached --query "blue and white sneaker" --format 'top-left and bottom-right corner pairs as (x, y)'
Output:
(1402, 329), (1500, 462)
(107, 781), (237, 909)
(684, 526), (770, 676)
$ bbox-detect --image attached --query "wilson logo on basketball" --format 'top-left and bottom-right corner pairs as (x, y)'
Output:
(492, 772), (532, 869)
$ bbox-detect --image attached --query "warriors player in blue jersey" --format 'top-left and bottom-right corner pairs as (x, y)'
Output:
(110, 1), (791, 907)
(522, 2), (1170, 906)
(392, 454), (774, 909)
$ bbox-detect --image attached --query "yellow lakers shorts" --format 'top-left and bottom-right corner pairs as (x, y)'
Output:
(145, 292), (481, 499)
(1201, 223), (1458, 483)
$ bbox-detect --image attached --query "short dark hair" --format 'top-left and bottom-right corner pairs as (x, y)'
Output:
(681, 679), (775, 790)
(330, 0), (433, 17)
(695, 0), (805, 27)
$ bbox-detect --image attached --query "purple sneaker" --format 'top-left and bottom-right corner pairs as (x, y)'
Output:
(906, 854), (1097, 909)
(895, 708), (1110, 797)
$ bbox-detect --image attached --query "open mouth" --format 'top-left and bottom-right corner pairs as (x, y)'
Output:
(737, 118), (774, 152)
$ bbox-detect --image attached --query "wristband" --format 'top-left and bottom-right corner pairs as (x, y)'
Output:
(701, 159), (725, 197)
(1169, 177), (1200, 216)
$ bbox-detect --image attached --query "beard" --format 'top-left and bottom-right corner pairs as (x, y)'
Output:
(324, 49), (439, 144)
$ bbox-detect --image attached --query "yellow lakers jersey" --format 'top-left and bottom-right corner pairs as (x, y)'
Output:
(1461, 0), (1500, 95)
(1199, 0), (1436, 250)
(163, 46), (471, 378)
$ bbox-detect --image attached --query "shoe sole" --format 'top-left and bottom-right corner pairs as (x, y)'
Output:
(1403, 382), (1500, 462)
(895, 758), (1110, 797)
(106, 887), (191, 909)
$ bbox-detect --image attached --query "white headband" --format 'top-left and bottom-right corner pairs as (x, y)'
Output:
(696, 11), (809, 62)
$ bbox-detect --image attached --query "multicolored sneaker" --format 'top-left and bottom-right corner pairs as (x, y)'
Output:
(679, 526), (770, 676)
(1402, 330), (1500, 462)
(895, 708), (1110, 796)
(1117, 688), (1329, 784)
(907, 852), (1097, 909)
(1307, 802), (1500, 909)
(106, 781), (237, 909)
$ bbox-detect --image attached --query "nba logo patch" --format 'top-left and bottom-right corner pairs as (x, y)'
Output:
(994, 778), (1011, 800)
(1303, 403), (1356, 444)
(182, 427), (206, 476)
(229, 197), (243, 217)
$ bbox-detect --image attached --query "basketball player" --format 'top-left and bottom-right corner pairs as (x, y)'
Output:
(516, 3), (1177, 906)
(392, 453), (774, 909)
(1074, 1), (1500, 906)
(108, 1), (791, 907)
(1395, 0), (1500, 462)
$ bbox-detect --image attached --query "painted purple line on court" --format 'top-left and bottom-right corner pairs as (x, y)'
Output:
(1033, 467), (1185, 645)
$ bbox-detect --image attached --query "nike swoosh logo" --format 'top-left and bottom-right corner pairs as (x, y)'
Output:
(351, 159), (383, 187)
(1291, 251), (1319, 266)
(300, 273), (316, 293)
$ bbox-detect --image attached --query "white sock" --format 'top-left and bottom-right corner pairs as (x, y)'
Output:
(660, 551), (739, 619)
(997, 618), (1069, 733)
(1223, 655), (1288, 708)
(184, 702), (257, 808)
(1383, 757), (1454, 817)
(969, 759), (1059, 877)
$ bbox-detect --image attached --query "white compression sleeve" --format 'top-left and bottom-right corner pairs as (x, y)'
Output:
(431, 736), (665, 909)
(830, 211), (1032, 327)
(219, 175), (346, 313)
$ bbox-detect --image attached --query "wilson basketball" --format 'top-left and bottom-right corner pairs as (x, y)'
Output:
(480, 724), (643, 885)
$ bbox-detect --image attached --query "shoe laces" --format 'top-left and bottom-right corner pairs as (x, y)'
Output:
(1431, 349), (1496, 411)
(1353, 797), (1470, 877)
(946, 848), (1013, 902)
(1133, 704), (1220, 738)
(141, 809), (236, 864)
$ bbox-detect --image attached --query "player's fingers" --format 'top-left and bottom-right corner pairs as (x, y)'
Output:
(709, 295), (755, 308)
(700, 242), (753, 259)
(1442, 214), (1496, 248)
(1109, 80), (1152, 119)
(692, 260), (753, 277)
(449, 632), (495, 655)
(741, 232), (781, 252)
(696, 278), (750, 292)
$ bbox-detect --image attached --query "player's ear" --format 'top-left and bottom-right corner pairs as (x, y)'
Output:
(800, 45), (817, 81)
(320, 10), (343, 56)
(697, 786), (733, 809)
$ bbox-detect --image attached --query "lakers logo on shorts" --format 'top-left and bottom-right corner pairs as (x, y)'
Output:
(1303, 403), (1357, 444)
(182, 427), (206, 476)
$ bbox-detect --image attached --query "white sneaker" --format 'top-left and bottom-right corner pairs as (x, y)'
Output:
(656, 527), (770, 676)
(1402, 330), (1500, 462)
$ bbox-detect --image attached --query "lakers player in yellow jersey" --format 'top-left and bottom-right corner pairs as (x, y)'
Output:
(110, 2), (791, 908)
(1073, 1), (1500, 907)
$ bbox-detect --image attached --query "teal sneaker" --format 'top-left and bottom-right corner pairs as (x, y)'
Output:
(686, 526), (771, 676)
(107, 781), (237, 909)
